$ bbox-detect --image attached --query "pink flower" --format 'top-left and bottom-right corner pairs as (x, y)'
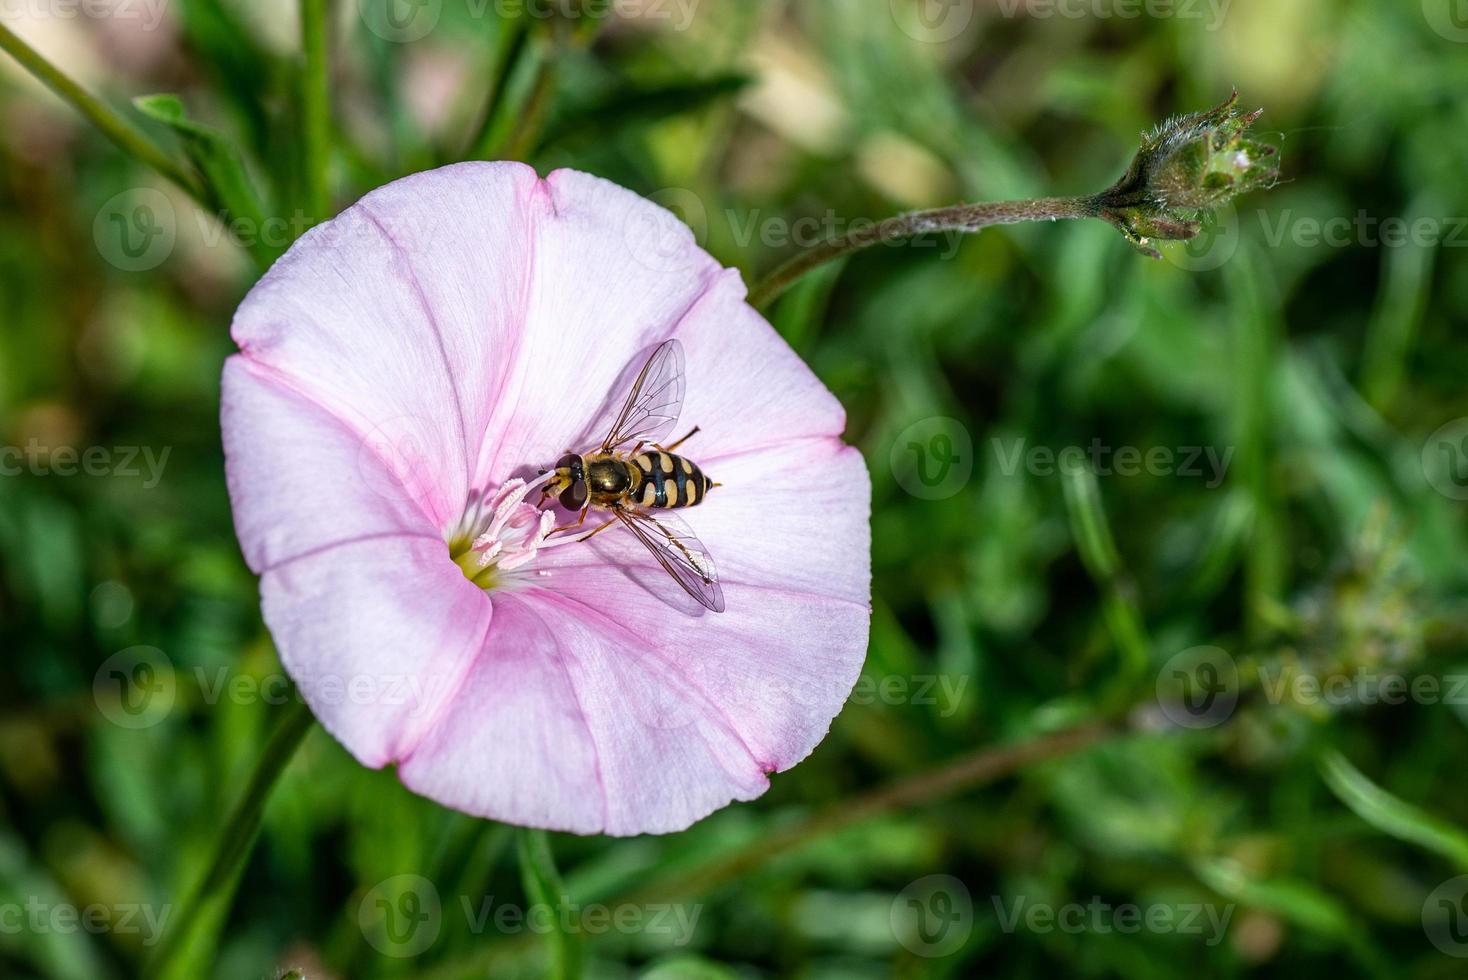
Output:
(221, 163), (870, 836)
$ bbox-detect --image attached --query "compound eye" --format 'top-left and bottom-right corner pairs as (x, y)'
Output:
(556, 453), (581, 472)
(559, 481), (587, 510)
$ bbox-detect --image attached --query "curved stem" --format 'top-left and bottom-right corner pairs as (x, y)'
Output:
(0, 19), (205, 202)
(144, 698), (316, 980)
(621, 719), (1117, 904)
(414, 717), (1119, 980)
(747, 195), (1098, 309)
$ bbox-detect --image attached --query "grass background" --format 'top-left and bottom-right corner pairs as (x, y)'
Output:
(3, 0), (1468, 977)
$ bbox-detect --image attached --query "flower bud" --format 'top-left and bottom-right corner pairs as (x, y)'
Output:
(1093, 91), (1279, 259)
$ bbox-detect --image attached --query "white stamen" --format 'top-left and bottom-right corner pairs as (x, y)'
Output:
(465, 472), (559, 575)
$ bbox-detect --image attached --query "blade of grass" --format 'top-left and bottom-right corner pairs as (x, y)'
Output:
(143, 698), (315, 980)
(299, 0), (331, 220)
(1318, 748), (1468, 871)
(0, 20), (204, 202)
(516, 829), (582, 980)
(1195, 857), (1391, 978)
(134, 94), (282, 270)
(460, 13), (531, 162)
(416, 720), (1117, 980)
(537, 74), (751, 152)
(1060, 457), (1151, 684)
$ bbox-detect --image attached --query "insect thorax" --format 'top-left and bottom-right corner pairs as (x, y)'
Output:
(585, 455), (634, 496)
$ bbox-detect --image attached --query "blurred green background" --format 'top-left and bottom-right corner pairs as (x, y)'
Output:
(3, 0), (1468, 977)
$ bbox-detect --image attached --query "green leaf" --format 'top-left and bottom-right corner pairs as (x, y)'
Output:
(771, 259), (842, 356)
(1060, 460), (1150, 681)
(1318, 749), (1468, 870)
(539, 74), (751, 152)
(1195, 858), (1393, 977)
(299, 0), (331, 221)
(516, 829), (582, 980)
(134, 93), (281, 270)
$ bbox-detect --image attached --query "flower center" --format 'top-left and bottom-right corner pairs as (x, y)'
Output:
(449, 475), (558, 590)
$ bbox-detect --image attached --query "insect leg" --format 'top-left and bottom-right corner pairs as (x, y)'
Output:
(657, 426), (701, 453)
(551, 505), (590, 536)
(576, 517), (618, 542)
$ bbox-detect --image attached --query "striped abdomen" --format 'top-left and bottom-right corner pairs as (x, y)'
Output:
(631, 450), (712, 508)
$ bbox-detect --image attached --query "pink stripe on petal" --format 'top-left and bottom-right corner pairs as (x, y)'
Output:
(231, 162), (541, 531)
(222, 356), (441, 572)
(223, 163), (872, 836)
(260, 535), (493, 769)
(400, 591), (770, 836)
(478, 169), (725, 485)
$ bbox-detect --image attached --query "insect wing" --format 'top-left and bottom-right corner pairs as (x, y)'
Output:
(614, 507), (725, 613)
(599, 339), (685, 453)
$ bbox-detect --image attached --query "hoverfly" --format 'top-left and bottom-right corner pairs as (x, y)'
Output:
(541, 338), (725, 613)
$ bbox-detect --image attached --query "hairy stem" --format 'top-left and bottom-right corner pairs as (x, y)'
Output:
(620, 719), (1116, 903)
(415, 718), (1119, 980)
(748, 195), (1098, 308)
(0, 20), (205, 202)
(144, 699), (316, 980)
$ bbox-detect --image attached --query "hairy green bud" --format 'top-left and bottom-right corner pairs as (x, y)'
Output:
(1092, 91), (1279, 259)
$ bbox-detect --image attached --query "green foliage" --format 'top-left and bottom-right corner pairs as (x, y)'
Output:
(2, 1), (1468, 978)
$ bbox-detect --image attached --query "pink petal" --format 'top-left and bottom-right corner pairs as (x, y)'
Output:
(260, 533), (492, 768)
(671, 268), (848, 460)
(222, 162), (873, 836)
(480, 169), (728, 485)
(533, 439), (872, 771)
(399, 592), (771, 836)
(230, 162), (541, 530)
(221, 356), (436, 572)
